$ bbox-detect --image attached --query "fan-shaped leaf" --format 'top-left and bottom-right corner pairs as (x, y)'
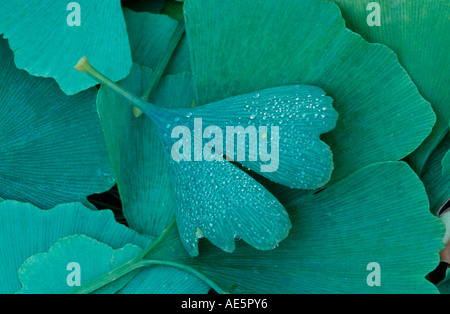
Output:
(0, 0), (132, 94)
(331, 0), (450, 175)
(0, 201), (209, 294)
(183, 0), (435, 182)
(17, 235), (141, 294)
(148, 162), (444, 293)
(97, 65), (191, 237)
(0, 37), (114, 208)
(80, 57), (337, 256)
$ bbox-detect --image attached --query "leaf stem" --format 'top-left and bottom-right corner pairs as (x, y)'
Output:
(71, 218), (227, 294)
(71, 258), (226, 294)
(133, 18), (186, 117)
(75, 56), (160, 121)
(134, 218), (177, 261)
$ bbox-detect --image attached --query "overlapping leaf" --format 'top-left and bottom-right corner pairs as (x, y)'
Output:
(184, 0), (436, 183)
(331, 0), (450, 175)
(442, 122), (450, 177)
(96, 9), (337, 255)
(93, 61), (338, 256)
(97, 8), (191, 237)
(124, 8), (190, 74)
(0, 201), (209, 294)
(146, 162), (444, 293)
(97, 64), (184, 237)
(11, 162), (442, 294)
(17, 235), (141, 294)
(0, 0), (132, 94)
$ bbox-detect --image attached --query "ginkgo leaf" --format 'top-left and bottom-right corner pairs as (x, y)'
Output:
(77, 57), (337, 256)
(0, 37), (114, 208)
(147, 162), (444, 294)
(165, 150), (292, 257)
(0, 0), (132, 94)
(97, 64), (189, 237)
(97, 68), (293, 257)
(169, 84), (338, 189)
(118, 266), (210, 294)
(421, 136), (450, 216)
(97, 8), (191, 237)
(183, 0), (436, 183)
(330, 0), (450, 175)
(17, 235), (141, 294)
(0, 201), (209, 294)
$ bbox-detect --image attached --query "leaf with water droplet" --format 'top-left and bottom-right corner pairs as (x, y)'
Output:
(80, 58), (335, 256)
(97, 64), (194, 237)
(148, 162), (443, 293)
(184, 0), (436, 183)
(176, 84), (338, 189)
(164, 153), (292, 257)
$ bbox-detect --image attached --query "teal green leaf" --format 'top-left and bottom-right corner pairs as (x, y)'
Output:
(147, 162), (443, 293)
(330, 0), (450, 175)
(421, 136), (450, 216)
(169, 84), (338, 189)
(98, 67), (294, 256)
(94, 64), (337, 256)
(97, 65), (193, 237)
(0, 37), (114, 208)
(17, 235), (141, 294)
(0, 201), (209, 294)
(442, 149), (450, 177)
(0, 0), (132, 95)
(163, 145), (292, 257)
(97, 8), (190, 237)
(124, 8), (190, 75)
(118, 266), (209, 294)
(184, 0), (435, 182)
(0, 201), (147, 293)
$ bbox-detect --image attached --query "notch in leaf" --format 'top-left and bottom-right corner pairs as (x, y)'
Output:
(75, 57), (338, 256)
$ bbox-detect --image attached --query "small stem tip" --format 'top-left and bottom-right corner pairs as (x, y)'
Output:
(74, 56), (92, 74)
(133, 106), (144, 118)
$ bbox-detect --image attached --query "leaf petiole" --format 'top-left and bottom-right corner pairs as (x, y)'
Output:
(133, 18), (186, 117)
(70, 218), (228, 294)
